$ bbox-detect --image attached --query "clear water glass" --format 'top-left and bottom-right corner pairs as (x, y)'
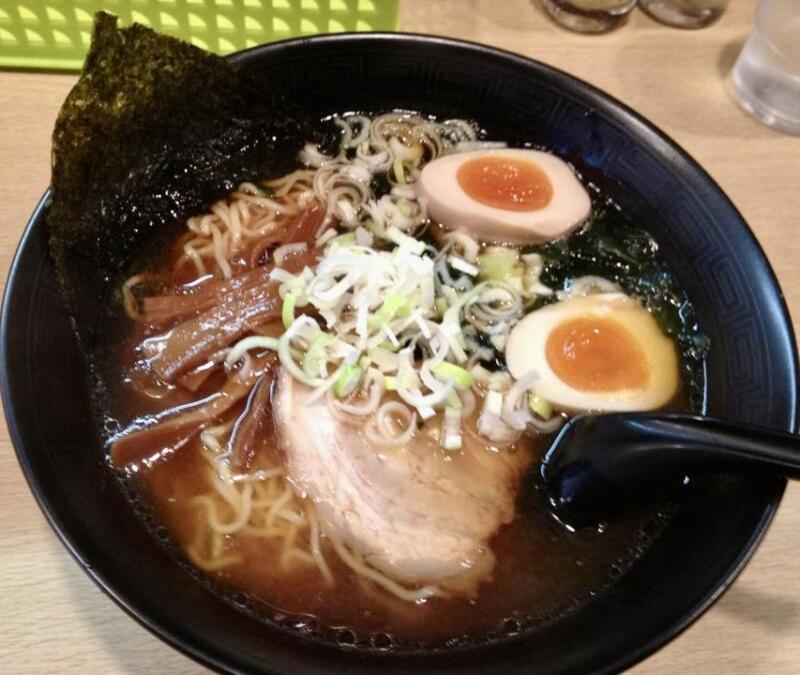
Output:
(638, 0), (729, 28)
(731, 0), (800, 135)
(540, 0), (638, 34)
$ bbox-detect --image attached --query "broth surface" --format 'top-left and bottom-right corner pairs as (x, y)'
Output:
(97, 113), (705, 648)
(104, 319), (683, 647)
(138, 436), (669, 645)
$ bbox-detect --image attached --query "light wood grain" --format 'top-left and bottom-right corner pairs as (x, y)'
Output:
(0, 1), (798, 672)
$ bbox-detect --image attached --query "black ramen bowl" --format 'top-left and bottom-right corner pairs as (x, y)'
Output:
(2, 34), (798, 674)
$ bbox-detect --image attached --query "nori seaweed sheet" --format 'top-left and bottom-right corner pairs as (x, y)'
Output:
(48, 12), (307, 349)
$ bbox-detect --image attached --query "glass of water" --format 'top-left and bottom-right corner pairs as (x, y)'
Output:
(540, 0), (638, 34)
(638, 0), (728, 28)
(731, 0), (800, 135)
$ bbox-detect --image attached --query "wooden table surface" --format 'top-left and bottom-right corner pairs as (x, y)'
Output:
(1, 1), (798, 672)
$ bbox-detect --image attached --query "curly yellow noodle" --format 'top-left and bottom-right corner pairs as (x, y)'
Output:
(306, 506), (334, 586)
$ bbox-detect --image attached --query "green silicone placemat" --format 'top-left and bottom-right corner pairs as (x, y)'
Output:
(0, 0), (399, 71)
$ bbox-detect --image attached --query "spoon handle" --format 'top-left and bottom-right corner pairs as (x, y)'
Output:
(542, 412), (800, 523)
(610, 414), (800, 478)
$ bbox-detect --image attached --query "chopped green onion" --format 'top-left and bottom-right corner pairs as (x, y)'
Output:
(363, 217), (386, 237)
(327, 232), (356, 250)
(396, 198), (411, 216)
(334, 364), (364, 398)
(393, 157), (406, 185)
(445, 389), (463, 409)
(528, 393), (553, 420)
(399, 292), (420, 318)
(431, 361), (474, 390)
(442, 406), (463, 451)
(443, 436), (463, 451)
(225, 336), (280, 367)
(378, 340), (400, 353)
(384, 375), (397, 391)
(302, 333), (334, 378)
(477, 246), (520, 282)
(369, 292), (408, 328)
(386, 226), (425, 254)
(485, 390), (504, 416)
(368, 347), (398, 372)
(402, 373), (418, 389)
(282, 292), (297, 329)
(449, 256), (480, 277)
(469, 364), (491, 385)
(418, 405), (437, 420)
(444, 405), (462, 423)
(441, 282), (487, 326)
(439, 282), (489, 364)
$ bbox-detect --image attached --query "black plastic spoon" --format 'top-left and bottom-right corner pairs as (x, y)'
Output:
(541, 413), (800, 524)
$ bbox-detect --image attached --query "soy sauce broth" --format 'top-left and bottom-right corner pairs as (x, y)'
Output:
(130, 412), (674, 647)
(103, 313), (687, 648)
(95, 119), (705, 649)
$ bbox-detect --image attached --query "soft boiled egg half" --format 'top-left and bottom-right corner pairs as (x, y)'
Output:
(419, 149), (591, 243)
(505, 293), (679, 412)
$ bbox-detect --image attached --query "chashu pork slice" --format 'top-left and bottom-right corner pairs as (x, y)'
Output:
(273, 370), (532, 596)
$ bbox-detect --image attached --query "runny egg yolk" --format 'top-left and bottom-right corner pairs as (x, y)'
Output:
(545, 317), (650, 392)
(456, 156), (553, 212)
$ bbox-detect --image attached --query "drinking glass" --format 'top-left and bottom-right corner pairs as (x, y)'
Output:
(731, 0), (800, 135)
(540, 0), (638, 34)
(639, 0), (729, 28)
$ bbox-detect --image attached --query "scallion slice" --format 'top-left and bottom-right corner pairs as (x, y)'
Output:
(431, 361), (474, 391)
(528, 393), (553, 420)
(282, 292), (297, 329)
(334, 364), (364, 399)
